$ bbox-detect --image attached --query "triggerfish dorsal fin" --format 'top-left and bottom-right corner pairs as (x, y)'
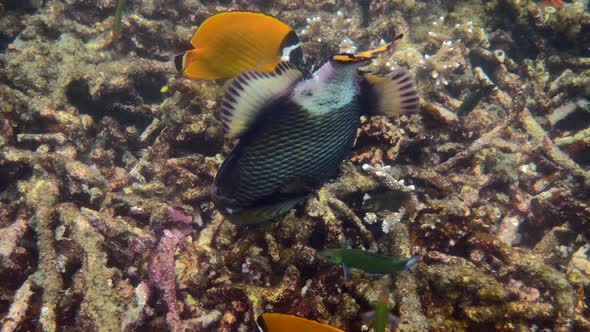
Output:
(221, 62), (303, 138)
(257, 313), (345, 332)
(362, 68), (419, 116)
(175, 11), (305, 80)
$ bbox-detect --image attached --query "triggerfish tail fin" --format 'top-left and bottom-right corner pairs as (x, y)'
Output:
(176, 11), (305, 80)
(257, 313), (345, 332)
(221, 196), (305, 225)
(221, 62), (303, 138)
(362, 68), (419, 116)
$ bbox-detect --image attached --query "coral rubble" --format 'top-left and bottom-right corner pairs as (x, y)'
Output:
(1, 0), (590, 331)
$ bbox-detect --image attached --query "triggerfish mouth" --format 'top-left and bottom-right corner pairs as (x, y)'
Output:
(208, 15), (419, 225)
(175, 11), (306, 80)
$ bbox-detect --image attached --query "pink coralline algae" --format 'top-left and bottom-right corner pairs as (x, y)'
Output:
(148, 207), (194, 332)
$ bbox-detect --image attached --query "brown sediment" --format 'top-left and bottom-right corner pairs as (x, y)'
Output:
(1, 0), (590, 331)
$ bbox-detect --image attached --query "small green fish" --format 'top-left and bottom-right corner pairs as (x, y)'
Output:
(318, 248), (419, 280)
(361, 292), (398, 332)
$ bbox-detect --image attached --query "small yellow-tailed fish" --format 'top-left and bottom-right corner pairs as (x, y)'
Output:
(318, 248), (419, 280)
(175, 11), (306, 80)
(257, 313), (345, 332)
(211, 33), (419, 225)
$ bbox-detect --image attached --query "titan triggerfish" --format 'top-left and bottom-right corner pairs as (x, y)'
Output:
(211, 42), (419, 225)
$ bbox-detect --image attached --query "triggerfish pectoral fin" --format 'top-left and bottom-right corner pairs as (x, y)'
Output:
(175, 11), (306, 80)
(257, 313), (345, 332)
(362, 69), (419, 116)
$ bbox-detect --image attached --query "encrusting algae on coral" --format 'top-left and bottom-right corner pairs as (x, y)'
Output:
(1, 0), (590, 331)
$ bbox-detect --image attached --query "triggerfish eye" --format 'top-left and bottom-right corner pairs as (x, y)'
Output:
(174, 11), (306, 80)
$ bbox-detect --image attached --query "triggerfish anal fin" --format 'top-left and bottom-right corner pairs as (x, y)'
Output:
(362, 68), (419, 116)
(257, 313), (345, 332)
(221, 196), (306, 226)
(175, 11), (306, 80)
(221, 62), (304, 138)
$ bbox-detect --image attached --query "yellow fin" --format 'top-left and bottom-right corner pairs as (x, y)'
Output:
(178, 11), (304, 80)
(363, 69), (419, 116)
(258, 313), (345, 332)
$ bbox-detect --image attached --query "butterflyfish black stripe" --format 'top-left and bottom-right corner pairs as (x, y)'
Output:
(280, 29), (300, 49)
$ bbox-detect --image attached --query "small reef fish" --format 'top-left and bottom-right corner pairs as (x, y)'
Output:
(257, 313), (345, 332)
(210, 29), (419, 225)
(318, 248), (419, 280)
(175, 11), (306, 80)
(362, 191), (408, 212)
(361, 292), (398, 332)
(539, 0), (564, 9)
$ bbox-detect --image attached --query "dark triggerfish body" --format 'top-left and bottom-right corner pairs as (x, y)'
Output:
(211, 43), (419, 225)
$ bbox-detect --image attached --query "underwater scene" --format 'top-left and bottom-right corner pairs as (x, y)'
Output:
(1, 0), (590, 331)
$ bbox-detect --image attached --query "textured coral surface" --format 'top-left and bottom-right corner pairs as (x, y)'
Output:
(1, 0), (590, 331)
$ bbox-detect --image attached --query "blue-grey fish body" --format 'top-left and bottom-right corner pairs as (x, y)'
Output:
(212, 48), (418, 225)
